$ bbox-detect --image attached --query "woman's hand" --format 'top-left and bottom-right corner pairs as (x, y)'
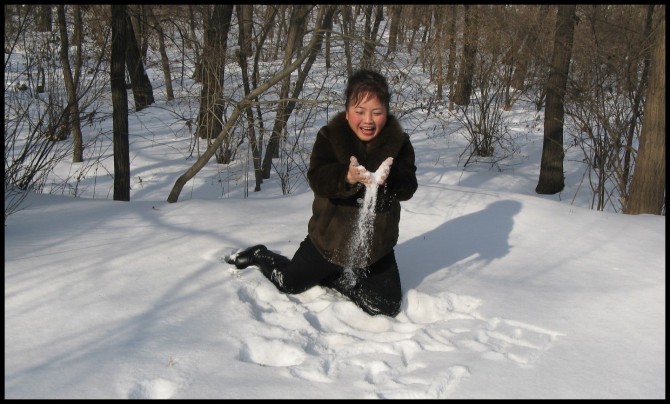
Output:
(374, 157), (393, 185)
(346, 156), (394, 186)
(346, 156), (371, 185)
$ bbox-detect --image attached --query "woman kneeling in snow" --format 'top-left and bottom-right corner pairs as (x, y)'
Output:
(227, 69), (418, 317)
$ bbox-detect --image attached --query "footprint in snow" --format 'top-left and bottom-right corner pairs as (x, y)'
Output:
(238, 335), (307, 367)
(223, 262), (562, 397)
(377, 365), (471, 399)
(127, 378), (178, 399)
(474, 317), (563, 365)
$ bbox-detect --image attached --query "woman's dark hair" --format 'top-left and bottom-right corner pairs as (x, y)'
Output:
(344, 69), (390, 111)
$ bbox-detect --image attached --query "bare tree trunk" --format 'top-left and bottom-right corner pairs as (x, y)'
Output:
(36, 5), (52, 32)
(361, 5), (383, 69)
(246, 6), (279, 189)
(325, 25), (332, 70)
(188, 5), (203, 82)
(72, 5), (83, 86)
(195, 5), (233, 141)
(111, 4), (130, 201)
(147, 6), (174, 101)
(236, 4), (263, 193)
(237, 4), (253, 57)
(535, 5), (576, 195)
(261, 4), (311, 179)
(407, 8), (420, 54)
(71, 5), (82, 46)
(129, 5), (149, 63)
(386, 5), (402, 55)
(452, 5), (478, 106)
(435, 6), (447, 100)
(624, 10), (665, 215)
(511, 6), (542, 90)
(167, 5), (335, 203)
(125, 10), (155, 111)
(56, 5), (84, 163)
(446, 5), (457, 110)
(271, 6), (289, 61)
(340, 5), (354, 77)
(621, 4), (655, 202)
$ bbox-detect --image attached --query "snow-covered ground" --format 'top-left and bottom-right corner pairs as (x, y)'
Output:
(4, 15), (665, 398)
(5, 98), (665, 398)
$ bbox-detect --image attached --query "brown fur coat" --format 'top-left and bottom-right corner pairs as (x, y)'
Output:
(307, 111), (418, 267)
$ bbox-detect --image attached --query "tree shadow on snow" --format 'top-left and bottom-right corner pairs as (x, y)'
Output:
(397, 199), (522, 290)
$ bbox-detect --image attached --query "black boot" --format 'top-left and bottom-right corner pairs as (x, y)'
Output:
(227, 246), (294, 293)
(226, 244), (268, 269)
(252, 249), (292, 291)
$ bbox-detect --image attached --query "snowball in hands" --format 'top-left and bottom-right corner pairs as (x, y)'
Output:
(349, 156), (393, 185)
(373, 157), (393, 185)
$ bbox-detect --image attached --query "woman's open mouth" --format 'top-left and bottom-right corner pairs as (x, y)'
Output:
(360, 126), (376, 136)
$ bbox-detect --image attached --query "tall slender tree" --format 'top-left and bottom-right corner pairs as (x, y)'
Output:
(535, 5), (576, 195)
(446, 5), (458, 110)
(111, 4), (130, 201)
(621, 4), (656, 204)
(386, 5), (402, 55)
(236, 4), (263, 193)
(434, 6), (448, 100)
(511, 5), (544, 91)
(124, 8), (154, 111)
(146, 6), (174, 101)
(360, 4), (383, 69)
(340, 5), (354, 77)
(56, 5), (84, 163)
(237, 4), (253, 57)
(194, 4), (234, 141)
(36, 5), (52, 32)
(452, 5), (478, 106)
(624, 9), (665, 215)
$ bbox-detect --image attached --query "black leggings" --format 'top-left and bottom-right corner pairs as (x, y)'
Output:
(263, 236), (402, 317)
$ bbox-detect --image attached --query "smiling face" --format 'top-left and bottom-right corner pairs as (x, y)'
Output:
(345, 93), (388, 142)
